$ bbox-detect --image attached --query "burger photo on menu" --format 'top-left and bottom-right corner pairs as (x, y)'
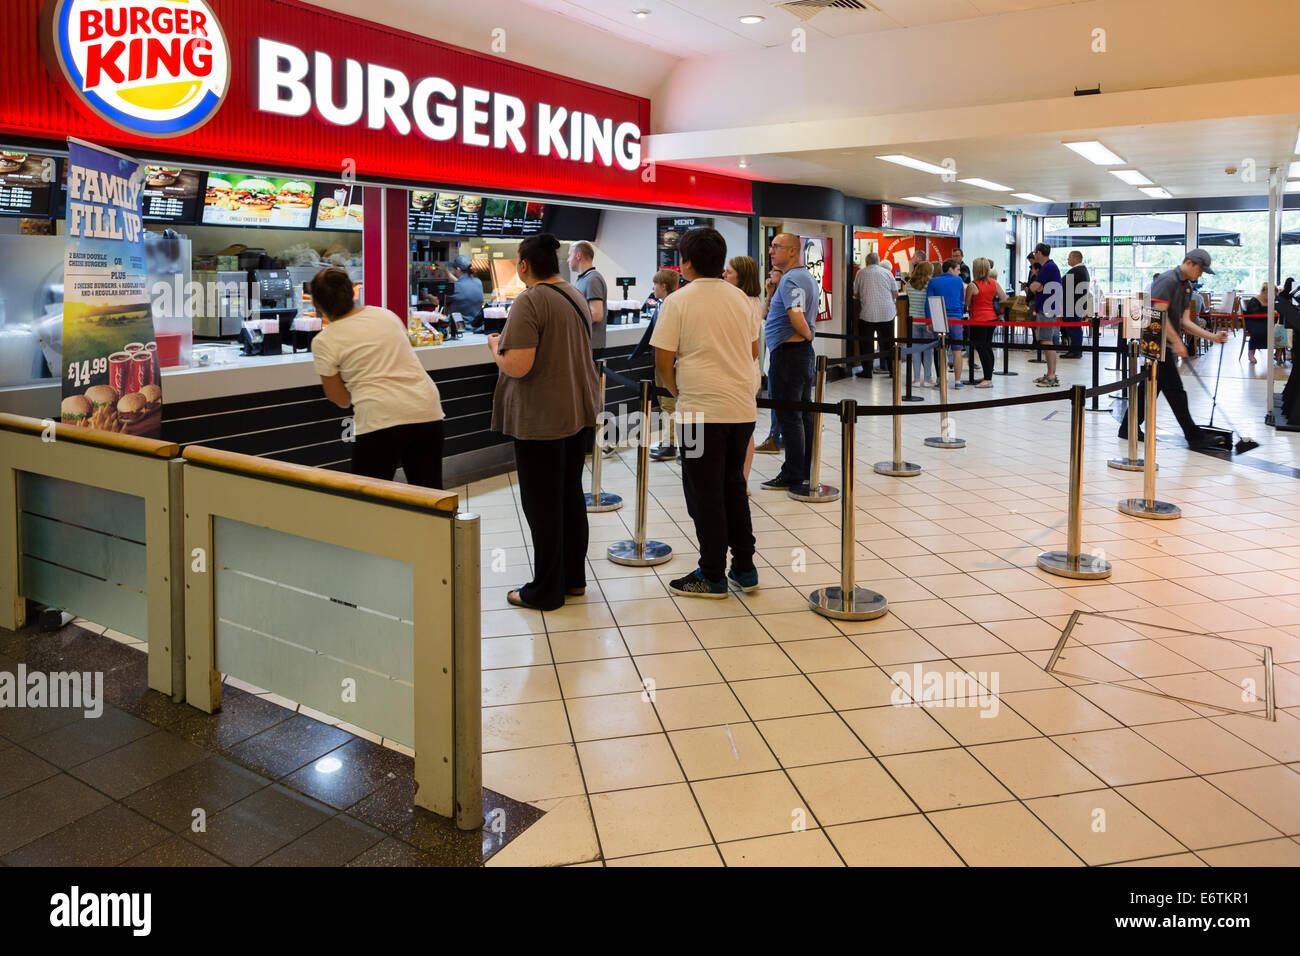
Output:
(277, 181), (314, 210)
(84, 384), (121, 432)
(412, 191), (436, 211)
(0, 151), (27, 172)
(146, 166), (181, 187)
(318, 198), (346, 221)
(232, 179), (276, 219)
(116, 391), (162, 436)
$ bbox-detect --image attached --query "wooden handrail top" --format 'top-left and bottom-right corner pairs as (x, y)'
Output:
(182, 445), (459, 513)
(0, 413), (180, 458)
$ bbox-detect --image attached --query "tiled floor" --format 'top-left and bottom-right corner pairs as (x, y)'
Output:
(2, 338), (1298, 867)
(470, 340), (1300, 866)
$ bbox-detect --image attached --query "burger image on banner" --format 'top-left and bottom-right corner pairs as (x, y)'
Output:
(232, 179), (276, 219)
(277, 181), (314, 210)
(41, 0), (232, 138)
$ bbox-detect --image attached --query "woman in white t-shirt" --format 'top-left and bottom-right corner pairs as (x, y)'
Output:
(310, 268), (447, 488)
(723, 255), (765, 484)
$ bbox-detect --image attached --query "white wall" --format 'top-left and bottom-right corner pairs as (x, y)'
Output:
(592, 210), (750, 301)
(960, 207), (1010, 269)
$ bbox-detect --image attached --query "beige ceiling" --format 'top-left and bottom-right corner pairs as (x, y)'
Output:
(514, 0), (1085, 57)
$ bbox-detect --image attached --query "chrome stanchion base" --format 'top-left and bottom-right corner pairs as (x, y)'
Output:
(923, 437), (966, 449)
(901, 395), (925, 403)
(1036, 550), (1112, 580)
(607, 539), (673, 567)
(585, 492), (624, 513)
(1118, 498), (1181, 520)
(873, 461), (922, 477)
(808, 585), (888, 621)
(788, 483), (840, 503)
(1106, 457), (1146, 472)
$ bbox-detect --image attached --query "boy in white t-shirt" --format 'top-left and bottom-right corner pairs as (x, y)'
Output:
(650, 228), (760, 598)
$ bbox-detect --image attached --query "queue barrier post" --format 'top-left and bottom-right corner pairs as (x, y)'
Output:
(585, 363), (624, 513)
(1089, 316), (1102, 412)
(902, 314), (923, 402)
(1108, 341), (1146, 473)
(874, 344), (921, 477)
(809, 399), (888, 621)
(924, 332), (965, 449)
(789, 355), (840, 503)
(996, 320), (1018, 376)
(1037, 385), (1112, 580)
(607, 380), (673, 566)
(1118, 359), (1181, 520)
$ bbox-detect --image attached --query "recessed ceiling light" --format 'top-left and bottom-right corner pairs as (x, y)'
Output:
(1062, 140), (1125, 165)
(632, 7), (650, 18)
(738, 159), (749, 168)
(1109, 168), (1153, 186)
(739, 15), (765, 24)
(1011, 192), (1053, 203)
(1287, 180), (1300, 193)
(1290, 161), (1300, 178)
(1139, 186), (1172, 199)
(876, 154), (949, 175)
(959, 178), (1013, 191)
(899, 196), (946, 207)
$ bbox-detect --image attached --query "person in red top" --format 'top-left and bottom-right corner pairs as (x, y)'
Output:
(963, 257), (1007, 388)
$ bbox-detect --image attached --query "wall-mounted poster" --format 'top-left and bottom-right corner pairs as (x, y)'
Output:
(799, 235), (833, 323)
(658, 216), (713, 270)
(60, 139), (162, 439)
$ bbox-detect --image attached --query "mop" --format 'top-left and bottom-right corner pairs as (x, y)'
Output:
(1184, 340), (1260, 454)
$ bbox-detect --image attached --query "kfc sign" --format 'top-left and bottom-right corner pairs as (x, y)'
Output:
(42, 0), (230, 137)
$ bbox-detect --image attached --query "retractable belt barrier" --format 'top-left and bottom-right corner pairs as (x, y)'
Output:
(586, 362), (624, 513)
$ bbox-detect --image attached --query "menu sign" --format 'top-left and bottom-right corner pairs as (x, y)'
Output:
(658, 216), (712, 269)
(141, 165), (202, 224)
(481, 198), (543, 237)
(0, 150), (56, 218)
(313, 182), (365, 231)
(411, 191), (482, 234)
(1139, 299), (1168, 362)
(202, 173), (316, 228)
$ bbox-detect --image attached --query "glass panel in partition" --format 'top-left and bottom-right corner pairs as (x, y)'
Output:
(1197, 211), (1270, 295)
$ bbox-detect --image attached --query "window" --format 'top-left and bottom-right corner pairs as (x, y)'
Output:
(1280, 210), (1300, 289)
(1196, 211), (1269, 295)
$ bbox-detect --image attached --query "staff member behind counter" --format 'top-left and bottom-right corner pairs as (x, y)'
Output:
(448, 255), (485, 333)
(311, 268), (447, 488)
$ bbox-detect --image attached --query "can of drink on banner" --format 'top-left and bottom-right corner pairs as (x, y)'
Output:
(129, 351), (152, 393)
(124, 342), (145, 354)
(145, 341), (159, 380)
(108, 352), (131, 395)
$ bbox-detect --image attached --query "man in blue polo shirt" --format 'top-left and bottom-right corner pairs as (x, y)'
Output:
(926, 259), (967, 387)
(1029, 242), (1063, 387)
(761, 233), (819, 490)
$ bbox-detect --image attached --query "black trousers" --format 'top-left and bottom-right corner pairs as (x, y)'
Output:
(769, 342), (815, 484)
(969, 324), (995, 380)
(1119, 358), (1202, 444)
(856, 320), (896, 376)
(352, 420), (445, 488)
(679, 421), (756, 581)
(1063, 324), (1083, 351)
(514, 429), (591, 610)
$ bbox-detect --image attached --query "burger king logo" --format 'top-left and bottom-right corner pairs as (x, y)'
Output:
(42, 0), (230, 137)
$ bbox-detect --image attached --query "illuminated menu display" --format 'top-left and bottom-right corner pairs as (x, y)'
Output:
(410, 192), (482, 234)
(313, 182), (365, 231)
(0, 150), (55, 218)
(141, 165), (203, 224)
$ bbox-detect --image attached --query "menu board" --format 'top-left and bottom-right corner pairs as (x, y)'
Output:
(201, 173), (316, 228)
(141, 165), (202, 224)
(410, 191), (482, 234)
(658, 216), (712, 268)
(0, 149), (56, 218)
(312, 182), (365, 231)
(1139, 299), (1168, 362)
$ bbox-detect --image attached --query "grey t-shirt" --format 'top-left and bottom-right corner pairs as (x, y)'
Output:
(1149, 267), (1192, 365)
(574, 267), (608, 350)
(490, 280), (601, 441)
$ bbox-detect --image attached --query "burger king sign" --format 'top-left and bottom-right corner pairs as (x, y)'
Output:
(41, 0), (231, 138)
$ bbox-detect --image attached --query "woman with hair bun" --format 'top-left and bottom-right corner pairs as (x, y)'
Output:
(489, 233), (601, 611)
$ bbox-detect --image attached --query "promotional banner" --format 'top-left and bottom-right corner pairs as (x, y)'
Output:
(60, 138), (162, 437)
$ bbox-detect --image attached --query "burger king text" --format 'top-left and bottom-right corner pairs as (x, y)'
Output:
(257, 39), (642, 172)
(66, 164), (146, 242)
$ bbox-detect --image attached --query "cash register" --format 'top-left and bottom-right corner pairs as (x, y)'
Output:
(239, 269), (298, 355)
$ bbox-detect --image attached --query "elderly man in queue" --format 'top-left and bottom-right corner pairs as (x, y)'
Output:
(760, 233), (819, 490)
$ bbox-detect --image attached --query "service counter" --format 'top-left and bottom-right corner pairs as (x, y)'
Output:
(0, 319), (654, 486)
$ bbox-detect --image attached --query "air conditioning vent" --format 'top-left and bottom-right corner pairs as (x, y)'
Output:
(780, 0), (880, 21)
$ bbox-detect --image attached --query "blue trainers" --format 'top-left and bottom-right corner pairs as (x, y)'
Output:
(669, 568), (729, 599)
(728, 567), (759, 593)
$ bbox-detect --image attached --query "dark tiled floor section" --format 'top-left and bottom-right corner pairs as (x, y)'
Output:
(0, 622), (543, 866)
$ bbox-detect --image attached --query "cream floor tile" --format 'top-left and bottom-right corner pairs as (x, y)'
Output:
(1024, 789), (1186, 866)
(576, 733), (685, 794)
(669, 721), (779, 780)
(848, 629), (944, 665)
(688, 616), (773, 649)
(1092, 639), (1201, 679)
(1106, 853), (1206, 867)
(634, 650), (723, 690)
(542, 604), (623, 635)
(481, 607), (545, 638)
(880, 748), (1014, 811)
(927, 801), (1082, 866)
(729, 675), (832, 720)
(912, 573), (994, 599)
(1073, 682), (1201, 726)
(1054, 727), (1196, 787)
(826, 815), (964, 866)
(619, 622), (701, 656)
(485, 794), (600, 868)
(565, 692), (662, 743)
(605, 845), (724, 867)
(483, 700), (572, 752)
(1117, 778), (1282, 850)
(914, 624), (1013, 659)
(1208, 710), (1300, 763)
(482, 665), (562, 706)
(926, 699), (1042, 746)
(709, 643), (800, 681)
(588, 783), (713, 859)
(1197, 838), (1300, 866)
(736, 586), (821, 615)
(756, 610), (844, 643)
(1203, 765), (1300, 835)
(1133, 719), (1276, 775)
(787, 758), (917, 826)
(651, 683), (748, 732)
(556, 658), (644, 699)
(546, 628), (628, 664)
(596, 575), (670, 603)
(953, 652), (1063, 693)
(841, 704), (959, 755)
(483, 744), (586, 804)
(1000, 687), (1123, 736)
(609, 598), (686, 628)
(719, 829), (844, 867)
(482, 635), (552, 670)
(888, 600), (972, 630)
(670, 594), (752, 621)
(969, 737), (1105, 799)
(756, 713), (870, 768)
(782, 636), (874, 673)
(690, 770), (808, 843)
(808, 666), (902, 710)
